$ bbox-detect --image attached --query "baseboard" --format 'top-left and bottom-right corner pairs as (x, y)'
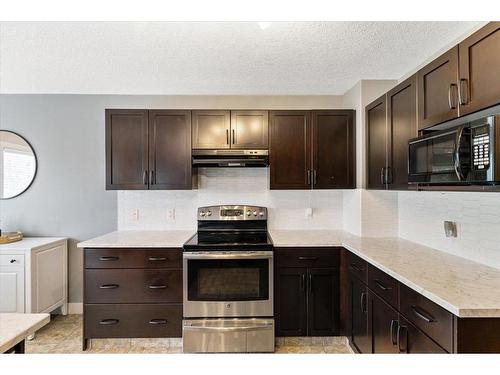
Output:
(68, 302), (83, 314)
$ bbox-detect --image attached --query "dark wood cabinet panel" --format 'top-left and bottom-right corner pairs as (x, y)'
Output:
(312, 110), (355, 189)
(105, 109), (149, 190)
(366, 95), (387, 189)
(367, 264), (399, 310)
(269, 111), (311, 189)
(274, 247), (340, 268)
(370, 291), (399, 353)
(459, 22), (500, 116)
(417, 46), (459, 129)
(398, 316), (447, 353)
(230, 110), (269, 149)
(349, 275), (372, 353)
(148, 110), (192, 189)
(308, 268), (339, 336)
(192, 110), (230, 149)
(387, 75), (417, 190)
(346, 252), (368, 284)
(275, 267), (308, 336)
(84, 248), (182, 269)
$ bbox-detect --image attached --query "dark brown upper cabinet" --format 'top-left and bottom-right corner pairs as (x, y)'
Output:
(106, 109), (193, 190)
(366, 95), (387, 190)
(366, 76), (417, 190)
(458, 22), (500, 116)
(312, 110), (356, 189)
(269, 111), (312, 189)
(106, 109), (149, 190)
(192, 110), (231, 149)
(417, 46), (459, 130)
(148, 110), (193, 189)
(270, 110), (355, 190)
(230, 110), (269, 149)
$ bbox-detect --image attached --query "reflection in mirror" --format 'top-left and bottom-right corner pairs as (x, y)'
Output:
(0, 131), (37, 199)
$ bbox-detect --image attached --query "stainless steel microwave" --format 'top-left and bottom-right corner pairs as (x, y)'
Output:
(408, 114), (500, 185)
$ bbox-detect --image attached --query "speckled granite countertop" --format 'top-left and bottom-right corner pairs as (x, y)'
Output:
(269, 230), (500, 318)
(77, 230), (194, 248)
(0, 313), (50, 353)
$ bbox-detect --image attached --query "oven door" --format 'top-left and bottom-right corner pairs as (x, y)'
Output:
(183, 251), (273, 318)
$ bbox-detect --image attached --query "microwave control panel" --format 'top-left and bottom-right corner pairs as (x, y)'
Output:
(472, 126), (490, 170)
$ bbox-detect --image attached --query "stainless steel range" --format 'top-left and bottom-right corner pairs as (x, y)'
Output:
(182, 205), (274, 353)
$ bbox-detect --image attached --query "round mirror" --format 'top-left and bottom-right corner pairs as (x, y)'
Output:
(0, 131), (37, 199)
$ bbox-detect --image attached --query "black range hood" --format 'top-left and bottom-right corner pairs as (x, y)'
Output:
(192, 149), (269, 167)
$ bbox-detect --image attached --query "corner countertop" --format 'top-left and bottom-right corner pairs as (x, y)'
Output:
(0, 313), (50, 353)
(77, 230), (195, 248)
(269, 230), (500, 318)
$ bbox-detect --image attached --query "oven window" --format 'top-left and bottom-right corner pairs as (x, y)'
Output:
(187, 259), (269, 301)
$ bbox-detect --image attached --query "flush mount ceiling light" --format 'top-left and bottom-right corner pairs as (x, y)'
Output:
(258, 22), (272, 30)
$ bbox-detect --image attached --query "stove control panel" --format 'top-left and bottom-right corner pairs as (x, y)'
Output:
(198, 205), (267, 221)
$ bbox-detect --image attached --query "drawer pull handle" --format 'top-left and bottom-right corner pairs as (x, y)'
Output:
(397, 325), (408, 353)
(374, 279), (390, 291)
(99, 256), (119, 261)
(149, 285), (167, 289)
(349, 264), (363, 272)
(360, 292), (367, 314)
(9, 259), (17, 263)
(99, 319), (119, 325)
(298, 256), (318, 261)
(390, 319), (398, 346)
(149, 319), (168, 325)
(99, 284), (119, 289)
(411, 306), (435, 323)
(148, 256), (167, 261)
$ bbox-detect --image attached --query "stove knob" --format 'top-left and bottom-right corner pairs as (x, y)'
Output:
(200, 211), (206, 217)
(207, 211), (212, 216)
(246, 210), (251, 216)
(259, 211), (264, 217)
(253, 211), (257, 216)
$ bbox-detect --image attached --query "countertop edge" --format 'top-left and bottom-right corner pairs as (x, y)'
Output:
(0, 314), (50, 353)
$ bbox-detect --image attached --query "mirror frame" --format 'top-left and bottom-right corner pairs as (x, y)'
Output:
(0, 130), (38, 200)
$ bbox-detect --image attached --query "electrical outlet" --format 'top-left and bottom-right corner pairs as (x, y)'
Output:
(167, 208), (176, 221)
(132, 209), (139, 221)
(305, 207), (313, 219)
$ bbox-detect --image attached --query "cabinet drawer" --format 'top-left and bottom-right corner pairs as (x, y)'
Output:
(275, 248), (340, 268)
(368, 264), (399, 309)
(85, 269), (182, 304)
(84, 304), (182, 338)
(399, 284), (453, 353)
(0, 254), (24, 267)
(345, 251), (367, 284)
(84, 248), (182, 269)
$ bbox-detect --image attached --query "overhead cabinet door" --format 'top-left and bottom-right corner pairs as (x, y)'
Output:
(230, 110), (269, 149)
(366, 95), (387, 189)
(148, 110), (192, 189)
(312, 110), (355, 189)
(269, 111), (311, 189)
(106, 109), (149, 190)
(458, 22), (500, 116)
(417, 46), (459, 129)
(192, 110), (231, 149)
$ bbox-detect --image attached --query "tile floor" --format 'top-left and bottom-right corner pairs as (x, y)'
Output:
(25, 315), (353, 354)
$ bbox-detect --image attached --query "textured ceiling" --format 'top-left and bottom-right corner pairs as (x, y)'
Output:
(0, 21), (481, 95)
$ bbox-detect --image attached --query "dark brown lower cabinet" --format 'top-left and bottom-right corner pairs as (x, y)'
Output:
(275, 267), (308, 336)
(348, 275), (371, 353)
(308, 268), (339, 336)
(397, 316), (447, 354)
(370, 291), (399, 353)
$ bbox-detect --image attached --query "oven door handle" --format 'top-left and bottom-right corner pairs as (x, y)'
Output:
(183, 251), (273, 260)
(183, 324), (273, 333)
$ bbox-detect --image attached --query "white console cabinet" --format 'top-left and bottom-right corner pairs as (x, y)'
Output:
(0, 238), (67, 315)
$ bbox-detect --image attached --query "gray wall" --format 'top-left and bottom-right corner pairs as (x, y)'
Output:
(0, 94), (343, 303)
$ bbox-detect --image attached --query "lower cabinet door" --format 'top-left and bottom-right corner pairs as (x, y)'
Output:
(398, 316), (447, 354)
(0, 264), (25, 313)
(308, 268), (339, 336)
(370, 291), (399, 353)
(349, 276), (372, 353)
(275, 267), (307, 336)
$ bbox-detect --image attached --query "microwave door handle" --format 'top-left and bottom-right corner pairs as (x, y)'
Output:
(453, 125), (466, 181)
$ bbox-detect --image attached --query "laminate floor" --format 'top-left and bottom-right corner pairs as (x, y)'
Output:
(25, 315), (353, 354)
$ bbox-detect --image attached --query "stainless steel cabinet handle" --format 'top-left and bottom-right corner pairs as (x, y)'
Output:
(360, 292), (367, 314)
(150, 170), (155, 185)
(226, 129), (229, 145)
(148, 256), (167, 261)
(99, 284), (119, 289)
(448, 83), (458, 109)
(380, 167), (385, 185)
(99, 319), (119, 325)
(411, 305), (435, 323)
(308, 273), (313, 294)
(232, 129), (235, 144)
(397, 325), (408, 353)
(459, 78), (469, 105)
(313, 170), (317, 186)
(307, 170), (311, 185)
(374, 279), (390, 291)
(298, 256), (318, 261)
(149, 319), (168, 325)
(143, 170), (148, 185)
(148, 285), (167, 289)
(301, 274), (306, 292)
(390, 319), (398, 345)
(99, 256), (119, 261)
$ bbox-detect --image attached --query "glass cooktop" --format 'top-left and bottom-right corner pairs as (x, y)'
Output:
(183, 231), (273, 251)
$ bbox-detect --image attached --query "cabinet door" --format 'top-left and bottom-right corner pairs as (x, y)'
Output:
(459, 22), (500, 116)
(0, 265), (25, 313)
(105, 109), (149, 190)
(349, 276), (372, 353)
(387, 75), (417, 190)
(312, 110), (355, 189)
(308, 268), (339, 336)
(148, 110), (192, 189)
(269, 111), (311, 189)
(370, 291), (399, 353)
(230, 110), (268, 149)
(192, 110), (230, 149)
(275, 267), (307, 336)
(398, 316), (447, 354)
(366, 95), (387, 190)
(417, 46), (459, 129)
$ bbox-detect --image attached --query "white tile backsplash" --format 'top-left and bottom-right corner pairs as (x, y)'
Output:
(118, 168), (344, 231)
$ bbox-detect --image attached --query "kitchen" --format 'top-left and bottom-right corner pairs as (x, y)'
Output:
(1, 5), (500, 372)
